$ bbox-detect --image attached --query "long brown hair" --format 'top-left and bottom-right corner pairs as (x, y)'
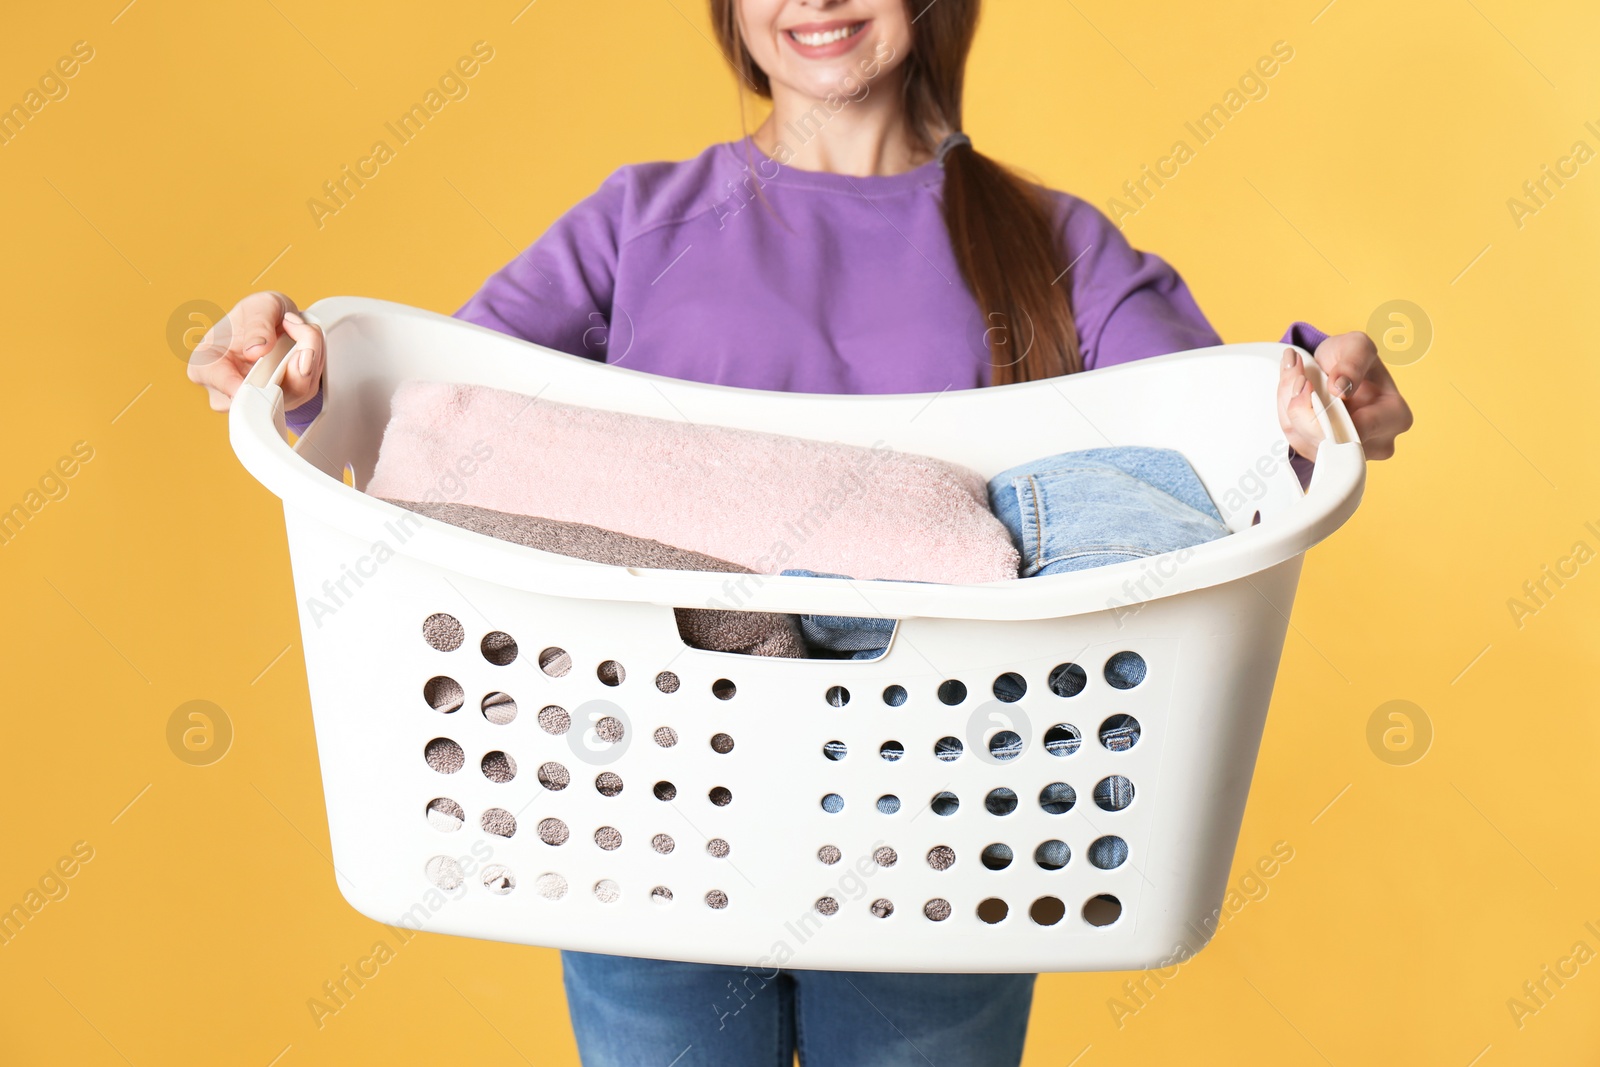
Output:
(709, 0), (1081, 384)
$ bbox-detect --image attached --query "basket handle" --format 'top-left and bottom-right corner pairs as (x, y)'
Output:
(231, 319), (305, 440)
(1290, 346), (1365, 529)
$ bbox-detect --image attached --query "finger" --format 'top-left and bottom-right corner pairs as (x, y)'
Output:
(1285, 375), (1324, 461)
(279, 309), (325, 410)
(1314, 332), (1379, 400)
(1276, 348), (1305, 435)
(234, 290), (294, 360)
(1348, 394), (1411, 459)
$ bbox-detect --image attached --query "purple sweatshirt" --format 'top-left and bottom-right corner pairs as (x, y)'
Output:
(290, 135), (1323, 483)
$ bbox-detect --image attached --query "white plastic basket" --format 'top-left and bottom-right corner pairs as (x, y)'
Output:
(229, 297), (1364, 974)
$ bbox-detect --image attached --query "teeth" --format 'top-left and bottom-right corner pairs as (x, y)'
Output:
(790, 23), (862, 46)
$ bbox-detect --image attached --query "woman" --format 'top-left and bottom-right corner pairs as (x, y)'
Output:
(191, 1), (1412, 1063)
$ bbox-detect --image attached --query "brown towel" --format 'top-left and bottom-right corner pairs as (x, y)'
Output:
(379, 498), (806, 658)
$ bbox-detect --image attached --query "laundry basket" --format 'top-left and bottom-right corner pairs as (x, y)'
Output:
(229, 297), (1364, 974)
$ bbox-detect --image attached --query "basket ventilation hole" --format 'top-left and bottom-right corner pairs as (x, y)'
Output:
(594, 879), (620, 903)
(981, 843), (1014, 870)
(873, 846), (898, 868)
(424, 738), (464, 775)
(594, 826), (622, 851)
(823, 740), (848, 761)
(1093, 776), (1136, 812)
(708, 786), (731, 807)
(1089, 836), (1129, 869)
(984, 788), (1018, 816)
(924, 899), (952, 922)
(1035, 840), (1071, 871)
(1030, 896), (1066, 926)
(988, 731), (1023, 762)
(821, 793), (844, 813)
(481, 691), (517, 725)
(976, 898), (1009, 924)
(1040, 782), (1077, 815)
(482, 865), (515, 894)
(481, 752), (517, 783)
(712, 678), (736, 700)
(651, 886), (673, 904)
(653, 726), (679, 748)
(653, 781), (677, 801)
(425, 798), (464, 833)
(818, 845), (842, 865)
(421, 613), (464, 652)
(707, 838), (730, 858)
(882, 685), (908, 707)
(1084, 894), (1123, 926)
(931, 792), (960, 817)
(1099, 714), (1141, 752)
(597, 660), (625, 686)
(1044, 724), (1082, 757)
(710, 732), (735, 754)
(937, 679), (967, 706)
(870, 898), (894, 919)
(539, 647), (571, 677)
(651, 833), (675, 854)
(481, 632), (518, 666)
(993, 672), (1027, 703)
(538, 705), (571, 736)
(537, 818), (569, 846)
(705, 889), (729, 910)
(594, 717), (625, 743)
(934, 736), (963, 762)
(537, 761), (570, 790)
(534, 873), (568, 900)
(655, 670), (681, 694)
(826, 686), (850, 707)
(816, 896), (839, 916)
(424, 676), (464, 714)
(879, 741), (904, 762)
(926, 845), (956, 871)
(1048, 663), (1087, 698)
(424, 856), (463, 890)
(876, 794), (901, 815)
(480, 808), (516, 838)
(596, 772), (624, 797)
(1105, 651), (1146, 690)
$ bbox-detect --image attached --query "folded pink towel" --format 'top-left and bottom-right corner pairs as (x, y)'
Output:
(365, 380), (1019, 584)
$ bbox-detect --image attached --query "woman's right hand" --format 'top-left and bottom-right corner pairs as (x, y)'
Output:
(187, 291), (325, 412)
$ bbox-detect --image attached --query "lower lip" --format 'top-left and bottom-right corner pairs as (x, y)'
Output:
(783, 20), (871, 60)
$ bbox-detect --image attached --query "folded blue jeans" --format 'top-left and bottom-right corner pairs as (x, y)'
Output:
(561, 949), (1037, 1066)
(784, 446), (1228, 666)
(987, 445), (1228, 578)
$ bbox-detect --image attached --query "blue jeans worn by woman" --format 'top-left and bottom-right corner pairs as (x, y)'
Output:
(562, 949), (1036, 1066)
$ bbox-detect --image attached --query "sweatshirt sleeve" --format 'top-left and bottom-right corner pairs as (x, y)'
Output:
(284, 167), (630, 436)
(1056, 195), (1324, 490)
(451, 166), (629, 350)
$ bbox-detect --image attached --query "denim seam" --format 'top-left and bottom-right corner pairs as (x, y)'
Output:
(1024, 473), (1046, 571)
(792, 973), (808, 1067)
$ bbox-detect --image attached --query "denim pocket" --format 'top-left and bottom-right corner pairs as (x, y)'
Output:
(1009, 465), (1229, 578)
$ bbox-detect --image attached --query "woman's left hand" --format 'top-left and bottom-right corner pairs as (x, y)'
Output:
(1279, 331), (1414, 462)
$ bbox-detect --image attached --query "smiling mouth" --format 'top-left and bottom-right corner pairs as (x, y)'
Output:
(787, 21), (868, 47)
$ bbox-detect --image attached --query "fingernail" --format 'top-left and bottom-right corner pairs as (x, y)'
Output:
(1331, 375), (1352, 396)
(1281, 350), (1296, 371)
(283, 310), (304, 326)
(297, 347), (313, 376)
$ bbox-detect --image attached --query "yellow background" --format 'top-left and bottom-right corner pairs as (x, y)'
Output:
(3, 0), (1597, 1063)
